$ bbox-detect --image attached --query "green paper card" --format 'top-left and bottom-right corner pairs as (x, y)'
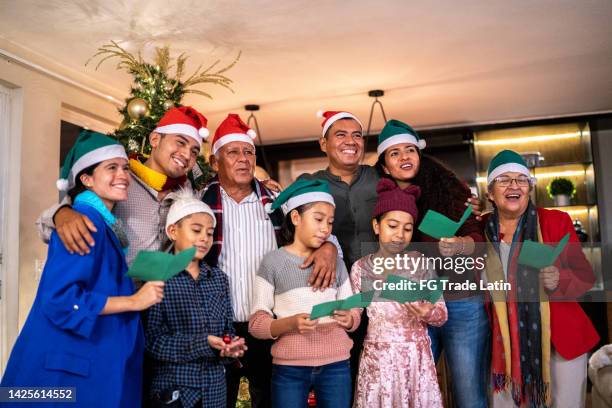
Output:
(517, 233), (570, 269)
(309, 290), (376, 319)
(379, 274), (444, 304)
(310, 300), (343, 320)
(128, 247), (196, 281)
(418, 205), (472, 239)
(341, 290), (376, 309)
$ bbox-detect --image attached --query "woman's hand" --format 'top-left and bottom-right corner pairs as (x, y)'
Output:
(130, 281), (164, 311)
(292, 313), (318, 334)
(540, 265), (560, 291)
(438, 236), (464, 256)
(208, 335), (247, 358)
(465, 194), (483, 221)
(404, 301), (434, 321)
(332, 310), (354, 329)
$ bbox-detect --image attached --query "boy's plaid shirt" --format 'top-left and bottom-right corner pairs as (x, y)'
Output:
(144, 262), (234, 407)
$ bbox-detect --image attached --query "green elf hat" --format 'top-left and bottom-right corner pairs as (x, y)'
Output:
(377, 119), (426, 156)
(57, 130), (127, 191)
(271, 179), (335, 212)
(487, 149), (534, 185)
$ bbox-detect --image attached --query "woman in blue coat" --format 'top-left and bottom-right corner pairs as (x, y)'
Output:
(1, 130), (164, 407)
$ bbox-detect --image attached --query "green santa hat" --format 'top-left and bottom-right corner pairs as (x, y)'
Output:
(377, 119), (426, 156)
(271, 179), (335, 212)
(487, 149), (534, 185)
(57, 130), (127, 191)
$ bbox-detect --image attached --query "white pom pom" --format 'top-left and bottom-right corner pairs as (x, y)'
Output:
(264, 202), (274, 214)
(418, 140), (426, 150)
(56, 178), (70, 191)
(316, 110), (325, 118)
(199, 127), (209, 140)
(247, 129), (257, 139)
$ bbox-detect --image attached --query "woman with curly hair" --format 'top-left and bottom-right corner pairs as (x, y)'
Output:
(375, 120), (489, 408)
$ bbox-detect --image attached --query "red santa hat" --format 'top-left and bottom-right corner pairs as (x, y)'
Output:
(211, 113), (256, 154)
(317, 110), (363, 137)
(153, 106), (209, 146)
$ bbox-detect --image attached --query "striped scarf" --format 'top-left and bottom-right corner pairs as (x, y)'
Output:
(484, 201), (551, 407)
(201, 176), (284, 267)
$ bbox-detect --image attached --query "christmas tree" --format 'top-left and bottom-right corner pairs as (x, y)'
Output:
(87, 41), (240, 188)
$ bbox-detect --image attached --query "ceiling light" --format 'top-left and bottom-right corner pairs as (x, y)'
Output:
(474, 132), (581, 146)
(364, 89), (388, 154)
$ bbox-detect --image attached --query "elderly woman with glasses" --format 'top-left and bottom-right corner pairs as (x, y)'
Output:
(482, 150), (599, 408)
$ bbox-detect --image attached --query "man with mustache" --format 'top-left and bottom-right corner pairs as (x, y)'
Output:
(202, 113), (339, 408)
(300, 111), (379, 270)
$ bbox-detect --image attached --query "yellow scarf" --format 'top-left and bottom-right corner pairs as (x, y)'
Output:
(129, 158), (168, 191)
(485, 220), (551, 406)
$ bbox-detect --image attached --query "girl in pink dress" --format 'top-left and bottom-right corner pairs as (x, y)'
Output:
(350, 178), (447, 408)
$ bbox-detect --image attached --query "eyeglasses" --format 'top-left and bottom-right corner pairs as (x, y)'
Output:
(494, 175), (531, 187)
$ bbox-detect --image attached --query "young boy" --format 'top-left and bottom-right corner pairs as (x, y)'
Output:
(144, 189), (247, 408)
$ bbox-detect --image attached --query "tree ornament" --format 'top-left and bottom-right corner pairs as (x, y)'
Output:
(162, 99), (175, 110)
(163, 82), (173, 92)
(127, 98), (149, 119)
(127, 138), (140, 152)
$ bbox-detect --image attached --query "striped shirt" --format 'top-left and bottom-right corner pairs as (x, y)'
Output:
(249, 248), (360, 366)
(218, 187), (277, 322)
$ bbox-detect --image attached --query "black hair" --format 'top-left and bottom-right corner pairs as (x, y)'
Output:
(278, 202), (316, 246)
(67, 163), (101, 202)
(375, 153), (471, 224)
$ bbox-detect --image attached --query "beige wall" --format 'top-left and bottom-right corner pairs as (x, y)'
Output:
(0, 54), (122, 339)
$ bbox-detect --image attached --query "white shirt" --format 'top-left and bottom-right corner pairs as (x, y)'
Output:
(218, 187), (278, 322)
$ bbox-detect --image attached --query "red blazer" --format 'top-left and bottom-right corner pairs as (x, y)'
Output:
(538, 208), (600, 359)
(483, 208), (600, 359)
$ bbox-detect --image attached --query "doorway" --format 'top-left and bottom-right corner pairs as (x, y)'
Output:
(0, 82), (22, 372)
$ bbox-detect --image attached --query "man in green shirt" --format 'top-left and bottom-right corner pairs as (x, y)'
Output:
(298, 110), (379, 270)
(297, 110), (378, 399)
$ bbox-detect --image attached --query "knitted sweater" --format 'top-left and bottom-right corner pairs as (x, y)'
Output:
(249, 247), (361, 366)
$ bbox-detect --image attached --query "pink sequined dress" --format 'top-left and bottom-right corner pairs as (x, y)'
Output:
(350, 254), (448, 408)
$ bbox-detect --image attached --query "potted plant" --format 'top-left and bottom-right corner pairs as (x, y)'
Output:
(547, 177), (576, 206)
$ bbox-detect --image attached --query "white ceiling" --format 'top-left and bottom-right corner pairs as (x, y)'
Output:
(1, 0), (612, 144)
